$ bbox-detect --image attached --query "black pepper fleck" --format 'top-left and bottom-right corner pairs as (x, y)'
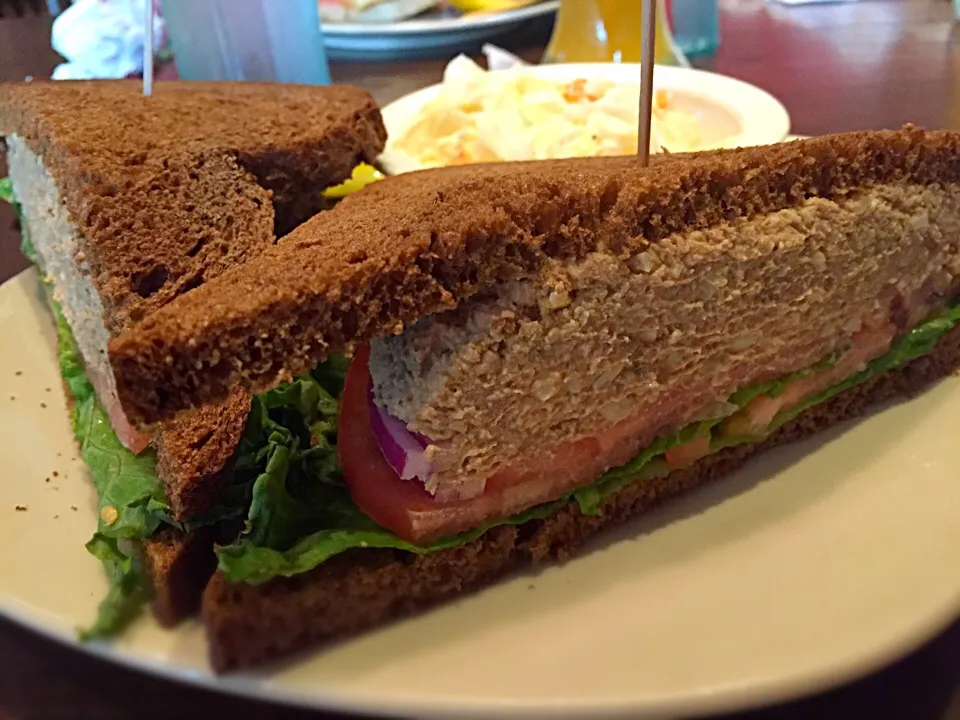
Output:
(70, 506), (78, 511)
(14, 505), (27, 512)
(52, 471), (58, 477)
(40, 402), (47, 409)
(14, 371), (22, 376)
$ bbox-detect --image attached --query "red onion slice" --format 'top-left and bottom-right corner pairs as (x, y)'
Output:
(368, 389), (489, 501)
(368, 389), (433, 482)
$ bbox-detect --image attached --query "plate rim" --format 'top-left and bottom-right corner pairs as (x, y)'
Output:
(322, 0), (559, 37)
(3, 580), (959, 720)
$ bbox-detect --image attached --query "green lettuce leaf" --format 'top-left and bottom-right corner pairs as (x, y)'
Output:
(767, 297), (960, 432)
(218, 299), (960, 586)
(0, 177), (13, 204)
(574, 420), (713, 515)
(1, 178), (36, 261)
(78, 535), (149, 641)
(52, 274), (167, 542)
(57, 292), (251, 632)
(50, 289), (164, 633)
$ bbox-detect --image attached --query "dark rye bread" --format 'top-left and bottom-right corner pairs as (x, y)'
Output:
(141, 527), (217, 626)
(0, 79), (386, 333)
(154, 387), (251, 520)
(202, 319), (960, 672)
(109, 126), (960, 426)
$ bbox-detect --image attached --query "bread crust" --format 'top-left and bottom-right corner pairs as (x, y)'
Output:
(108, 127), (960, 426)
(201, 320), (960, 671)
(142, 526), (217, 626)
(154, 387), (251, 520)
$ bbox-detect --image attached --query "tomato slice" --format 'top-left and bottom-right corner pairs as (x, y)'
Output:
(339, 345), (481, 544)
(108, 398), (151, 455)
(664, 435), (711, 469)
(88, 364), (151, 454)
(341, 350), (729, 544)
(340, 346), (615, 544)
(342, 315), (900, 545)
(342, 308), (905, 544)
(723, 317), (896, 438)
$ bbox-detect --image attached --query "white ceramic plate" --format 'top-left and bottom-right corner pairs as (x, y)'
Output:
(378, 62), (792, 176)
(2, 268), (960, 717)
(322, 2), (558, 60)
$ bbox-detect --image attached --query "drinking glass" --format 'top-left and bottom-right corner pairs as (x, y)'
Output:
(160, 0), (331, 84)
(542, 0), (687, 66)
(669, 0), (720, 58)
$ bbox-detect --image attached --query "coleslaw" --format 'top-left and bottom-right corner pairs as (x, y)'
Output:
(392, 56), (704, 167)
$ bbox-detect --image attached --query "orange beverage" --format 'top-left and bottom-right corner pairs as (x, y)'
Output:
(543, 0), (684, 66)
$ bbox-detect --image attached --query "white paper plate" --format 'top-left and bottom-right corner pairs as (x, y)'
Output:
(322, 2), (558, 60)
(2, 268), (960, 717)
(378, 62), (792, 176)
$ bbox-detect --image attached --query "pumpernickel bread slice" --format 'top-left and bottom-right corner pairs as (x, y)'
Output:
(142, 526), (217, 626)
(202, 319), (960, 672)
(154, 387), (251, 521)
(108, 126), (960, 426)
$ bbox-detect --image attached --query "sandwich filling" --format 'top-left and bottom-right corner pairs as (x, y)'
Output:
(364, 180), (960, 542)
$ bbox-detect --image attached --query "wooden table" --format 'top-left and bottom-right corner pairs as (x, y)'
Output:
(1, 1), (959, 718)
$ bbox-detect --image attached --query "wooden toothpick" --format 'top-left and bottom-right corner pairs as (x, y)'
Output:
(637, 0), (657, 166)
(143, 0), (154, 96)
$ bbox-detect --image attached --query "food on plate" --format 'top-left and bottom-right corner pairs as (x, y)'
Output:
(319, 0), (440, 23)
(447, 0), (540, 12)
(392, 56), (703, 166)
(0, 79), (385, 634)
(103, 126), (960, 671)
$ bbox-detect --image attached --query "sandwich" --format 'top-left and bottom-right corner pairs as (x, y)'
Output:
(6, 91), (960, 673)
(98, 125), (960, 671)
(0, 79), (386, 634)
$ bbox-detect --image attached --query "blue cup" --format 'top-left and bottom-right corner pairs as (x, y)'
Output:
(670, 0), (720, 59)
(160, 0), (331, 84)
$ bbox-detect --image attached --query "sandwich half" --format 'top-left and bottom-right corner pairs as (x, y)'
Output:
(106, 126), (960, 670)
(0, 79), (386, 633)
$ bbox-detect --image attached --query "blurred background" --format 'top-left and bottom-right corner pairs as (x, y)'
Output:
(0, 0), (958, 136)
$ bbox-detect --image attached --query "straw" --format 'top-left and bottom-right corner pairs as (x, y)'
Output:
(637, 0), (657, 167)
(143, 0), (154, 96)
